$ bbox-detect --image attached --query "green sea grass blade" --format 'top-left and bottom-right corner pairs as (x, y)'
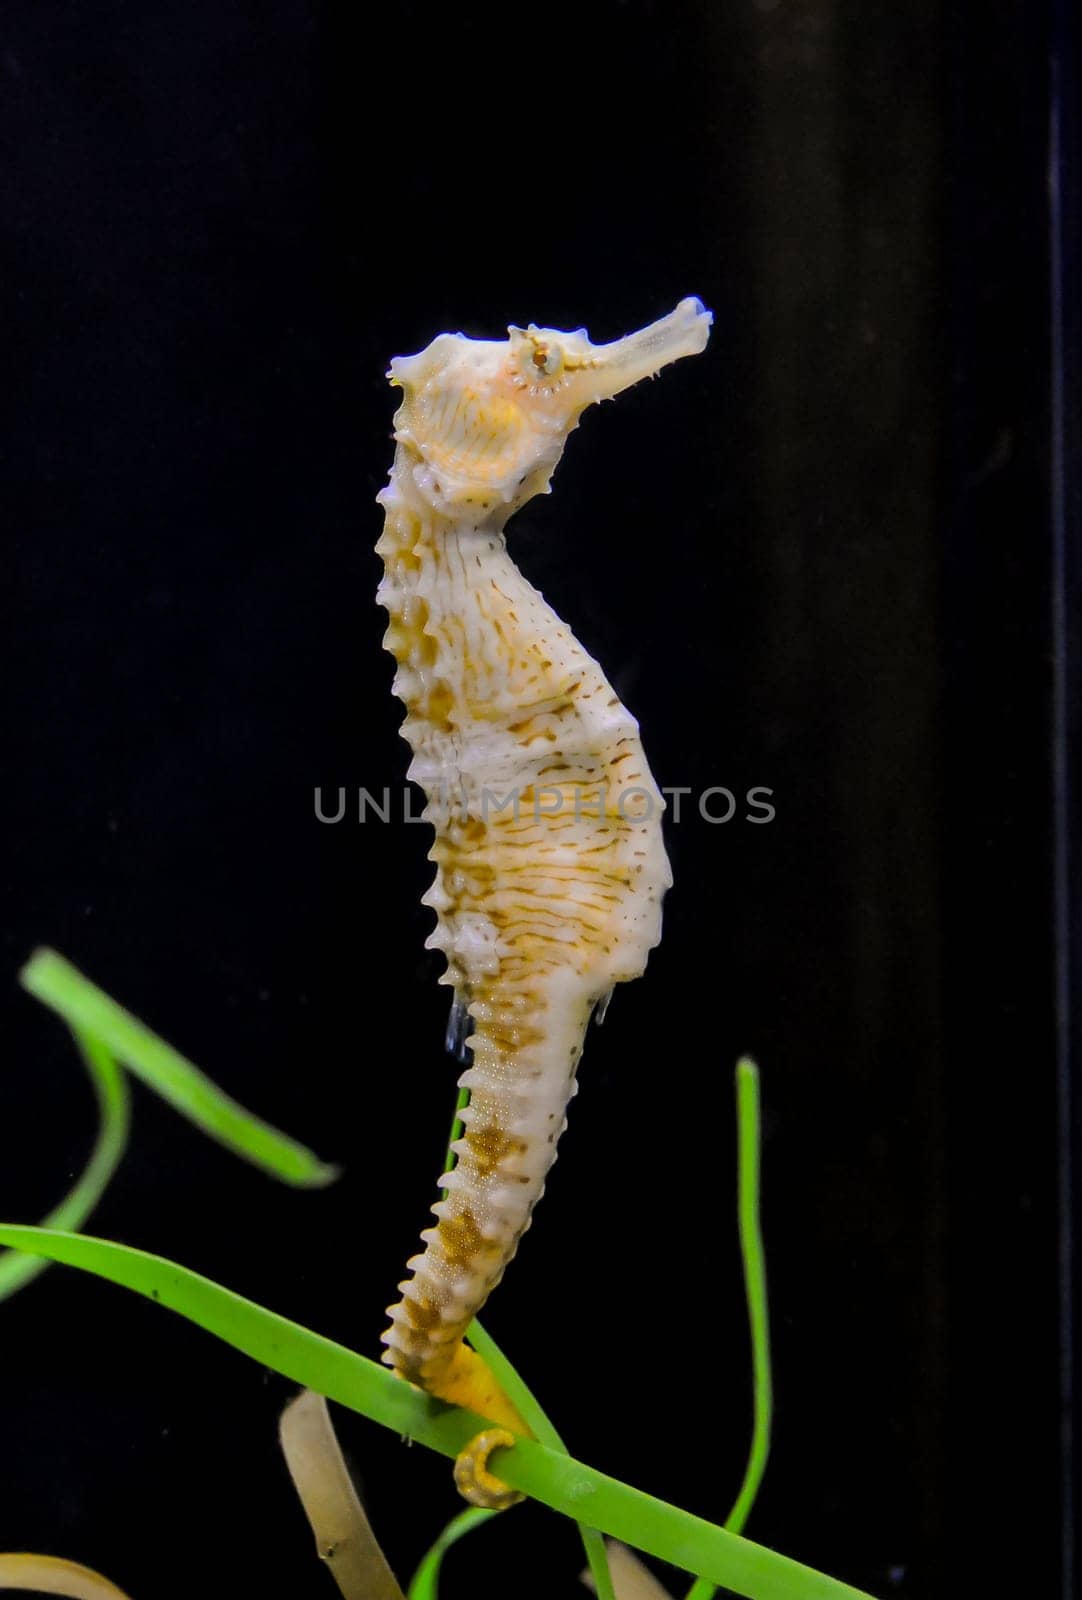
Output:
(686, 1058), (774, 1600)
(725, 1059), (773, 1534)
(407, 1508), (496, 1600)
(19, 949), (337, 1188)
(0, 1028), (130, 1303)
(0, 1225), (876, 1600)
(466, 1320), (614, 1600)
(582, 1543), (676, 1598)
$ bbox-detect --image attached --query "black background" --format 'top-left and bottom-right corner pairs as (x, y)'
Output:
(0, 3), (1076, 1597)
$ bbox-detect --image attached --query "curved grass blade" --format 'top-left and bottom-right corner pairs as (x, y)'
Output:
(19, 949), (337, 1188)
(582, 1542), (676, 1598)
(0, 1225), (876, 1600)
(724, 1059), (773, 1534)
(280, 1389), (405, 1600)
(686, 1058), (773, 1600)
(0, 1028), (130, 1304)
(467, 1320), (614, 1600)
(0, 1552), (134, 1598)
(407, 1508), (496, 1600)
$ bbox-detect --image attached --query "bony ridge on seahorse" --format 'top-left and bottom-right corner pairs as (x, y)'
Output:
(376, 297), (712, 1507)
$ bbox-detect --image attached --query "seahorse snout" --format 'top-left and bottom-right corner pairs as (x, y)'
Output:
(568, 296), (714, 406)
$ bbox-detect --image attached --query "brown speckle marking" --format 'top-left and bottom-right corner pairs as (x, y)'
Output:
(437, 1207), (488, 1268)
(427, 680), (456, 731)
(403, 1294), (444, 1332)
(464, 1123), (520, 1177)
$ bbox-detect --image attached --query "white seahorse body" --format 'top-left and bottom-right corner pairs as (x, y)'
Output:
(377, 298), (712, 1428)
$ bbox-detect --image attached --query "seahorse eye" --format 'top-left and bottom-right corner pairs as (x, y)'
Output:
(528, 341), (563, 380)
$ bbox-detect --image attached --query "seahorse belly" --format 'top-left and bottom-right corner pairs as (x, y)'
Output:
(377, 495), (669, 1418)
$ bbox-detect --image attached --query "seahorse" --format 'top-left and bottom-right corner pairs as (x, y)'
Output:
(376, 297), (712, 1504)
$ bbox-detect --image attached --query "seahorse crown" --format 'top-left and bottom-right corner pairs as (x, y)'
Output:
(388, 296), (712, 521)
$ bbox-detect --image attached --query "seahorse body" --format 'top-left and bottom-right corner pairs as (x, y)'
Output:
(377, 298), (712, 1435)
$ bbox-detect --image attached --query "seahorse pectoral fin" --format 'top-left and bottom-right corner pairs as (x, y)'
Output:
(445, 991), (473, 1063)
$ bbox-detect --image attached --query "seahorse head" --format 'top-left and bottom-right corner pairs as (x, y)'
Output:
(388, 296), (712, 522)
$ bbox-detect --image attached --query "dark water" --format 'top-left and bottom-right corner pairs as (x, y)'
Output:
(1, 3), (1077, 1596)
